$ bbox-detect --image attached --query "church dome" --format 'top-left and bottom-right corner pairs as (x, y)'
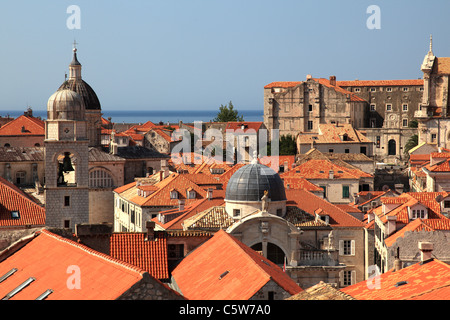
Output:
(225, 162), (286, 202)
(47, 89), (85, 121)
(58, 79), (101, 111)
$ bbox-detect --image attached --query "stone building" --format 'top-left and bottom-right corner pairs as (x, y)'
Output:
(44, 88), (90, 229)
(0, 113), (45, 148)
(264, 76), (367, 138)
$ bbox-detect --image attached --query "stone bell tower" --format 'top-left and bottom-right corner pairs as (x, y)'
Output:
(44, 88), (90, 229)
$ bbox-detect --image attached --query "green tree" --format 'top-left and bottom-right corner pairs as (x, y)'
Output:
(213, 101), (244, 122)
(404, 134), (418, 155)
(264, 134), (297, 156)
(408, 119), (418, 128)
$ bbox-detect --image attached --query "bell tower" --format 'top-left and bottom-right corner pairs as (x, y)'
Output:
(44, 89), (90, 228)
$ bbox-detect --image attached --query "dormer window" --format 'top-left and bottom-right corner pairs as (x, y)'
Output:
(412, 209), (426, 219)
(11, 211), (20, 219)
(187, 188), (196, 199)
(170, 190), (178, 199)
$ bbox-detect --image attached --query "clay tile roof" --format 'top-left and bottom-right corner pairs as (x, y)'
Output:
(299, 123), (372, 144)
(341, 259), (450, 300)
(183, 206), (233, 231)
(225, 121), (264, 132)
(0, 115), (44, 136)
(109, 232), (169, 280)
(0, 230), (147, 300)
(432, 57), (450, 75)
(312, 78), (366, 102)
(287, 281), (355, 300)
(0, 176), (45, 228)
(336, 79), (424, 87)
(264, 81), (302, 89)
(285, 189), (363, 228)
(171, 230), (303, 300)
(282, 177), (324, 192)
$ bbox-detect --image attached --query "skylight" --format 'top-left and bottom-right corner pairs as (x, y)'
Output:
(0, 268), (17, 283)
(2, 277), (35, 300)
(11, 211), (20, 219)
(35, 289), (53, 300)
(219, 271), (229, 280)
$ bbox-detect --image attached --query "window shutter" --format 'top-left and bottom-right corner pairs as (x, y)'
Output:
(351, 240), (356, 256)
(339, 240), (344, 255)
(351, 270), (357, 285)
(339, 271), (344, 288)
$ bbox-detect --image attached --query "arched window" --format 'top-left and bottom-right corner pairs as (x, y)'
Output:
(89, 169), (114, 188)
(251, 242), (285, 265)
(4, 143), (10, 147)
(388, 139), (396, 156)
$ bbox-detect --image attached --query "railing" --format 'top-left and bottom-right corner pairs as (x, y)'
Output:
(299, 249), (337, 266)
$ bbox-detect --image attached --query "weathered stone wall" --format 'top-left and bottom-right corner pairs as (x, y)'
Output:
(117, 273), (185, 300)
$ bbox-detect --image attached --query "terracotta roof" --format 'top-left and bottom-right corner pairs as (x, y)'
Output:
(341, 259), (450, 300)
(281, 159), (372, 180)
(182, 205), (233, 231)
(0, 115), (44, 136)
(432, 57), (450, 75)
(259, 155), (296, 173)
(312, 78), (366, 102)
(0, 177), (45, 228)
(0, 147), (44, 162)
(287, 281), (355, 300)
(171, 230), (303, 300)
(264, 81), (302, 89)
(383, 218), (441, 247)
(283, 177), (324, 192)
(298, 123), (372, 143)
(109, 232), (169, 280)
(285, 189), (364, 228)
(225, 122), (264, 132)
(0, 230), (148, 300)
(336, 79), (423, 87)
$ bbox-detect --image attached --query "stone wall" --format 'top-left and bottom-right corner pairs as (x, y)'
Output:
(117, 273), (185, 300)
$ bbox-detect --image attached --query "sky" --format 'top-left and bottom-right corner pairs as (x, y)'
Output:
(0, 0), (450, 113)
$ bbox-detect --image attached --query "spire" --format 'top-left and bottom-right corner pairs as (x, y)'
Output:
(69, 40), (82, 80)
(429, 34), (433, 54)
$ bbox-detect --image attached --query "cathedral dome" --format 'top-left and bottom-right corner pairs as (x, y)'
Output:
(58, 48), (101, 111)
(47, 89), (85, 121)
(225, 162), (286, 202)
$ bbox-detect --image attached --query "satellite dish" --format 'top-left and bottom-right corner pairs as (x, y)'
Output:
(382, 185), (390, 192)
(436, 194), (444, 202)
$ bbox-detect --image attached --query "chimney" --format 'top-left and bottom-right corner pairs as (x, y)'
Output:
(329, 170), (334, 179)
(178, 199), (185, 211)
(306, 74), (312, 80)
(393, 247), (402, 272)
(419, 241), (434, 263)
(145, 221), (155, 241)
(329, 75), (336, 86)
(394, 184), (404, 194)
(161, 159), (170, 179)
(207, 188), (213, 200)
(386, 215), (397, 237)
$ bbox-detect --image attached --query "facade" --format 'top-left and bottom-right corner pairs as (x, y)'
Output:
(264, 76), (367, 138)
(44, 88), (90, 229)
(0, 113), (45, 148)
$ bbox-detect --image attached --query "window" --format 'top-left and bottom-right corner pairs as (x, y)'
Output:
(308, 104), (313, 112)
(4, 143), (10, 147)
(386, 87), (392, 92)
(402, 104), (408, 112)
(170, 190), (178, 199)
(16, 171), (26, 185)
(89, 169), (114, 188)
(345, 149), (350, 153)
(431, 133), (437, 143)
(64, 196), (70, 207)
(342, 270), (355, 287)
(376, 136), (381, 148)
(412, 209), (426, 219)
(402, 119), (408, 127)
(360, 146), (367, 155)
(320, 186), (327, 198)
(11, 211), (20, 219)
(370, 104), (376, 111)
(233, 209), (241, 217)
(370, 88), (376, 92)
(444, 201), (450, 208)
(187, 190), (196, 199)
(329, 149), (334, 153)
(307, 121), (313, 131)
(420, 87), (424, 91)
(339, 240), (355, 256)
(64, 220), (70, 228)
(370, 119), (376, 128)
(403, 87), (409, 92)
(342, 186), (350, 199)
(354, 88), (361, 92)
(386, 104), (392, 111)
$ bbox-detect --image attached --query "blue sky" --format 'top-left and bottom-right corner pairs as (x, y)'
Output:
(0, 0), (449, 113)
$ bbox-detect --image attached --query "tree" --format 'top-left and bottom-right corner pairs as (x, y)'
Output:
(213, 101), (244, 122)
(408, 119), (418, 128)
(264, 134), (297, 156)
(404, 134), (418, 155)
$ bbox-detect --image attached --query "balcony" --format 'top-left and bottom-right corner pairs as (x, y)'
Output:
(298, 249), (339, 266)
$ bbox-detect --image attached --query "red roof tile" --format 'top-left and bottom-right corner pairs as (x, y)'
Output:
(109, 232), (169, 279)
(336, 79), (424, 87)
(171, 230), (303, 300)
(285, 189), (364, 228)
(0, 177), (45, 228)
(0, 115), (44, 136)
(264, 81), (302, 89)
(341, 259), (450, 300)
(0, 230), (147, 300)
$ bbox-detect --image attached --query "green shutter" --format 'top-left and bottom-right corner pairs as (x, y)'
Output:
(343, 186), (349, 198)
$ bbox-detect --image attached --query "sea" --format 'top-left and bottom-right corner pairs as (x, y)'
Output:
(1, 109), (264, 125)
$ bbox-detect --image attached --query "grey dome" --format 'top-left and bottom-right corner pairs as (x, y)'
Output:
(225, 162), (286, 202)
(58, 79), (101, 111)
(47, 89), (85, 121)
